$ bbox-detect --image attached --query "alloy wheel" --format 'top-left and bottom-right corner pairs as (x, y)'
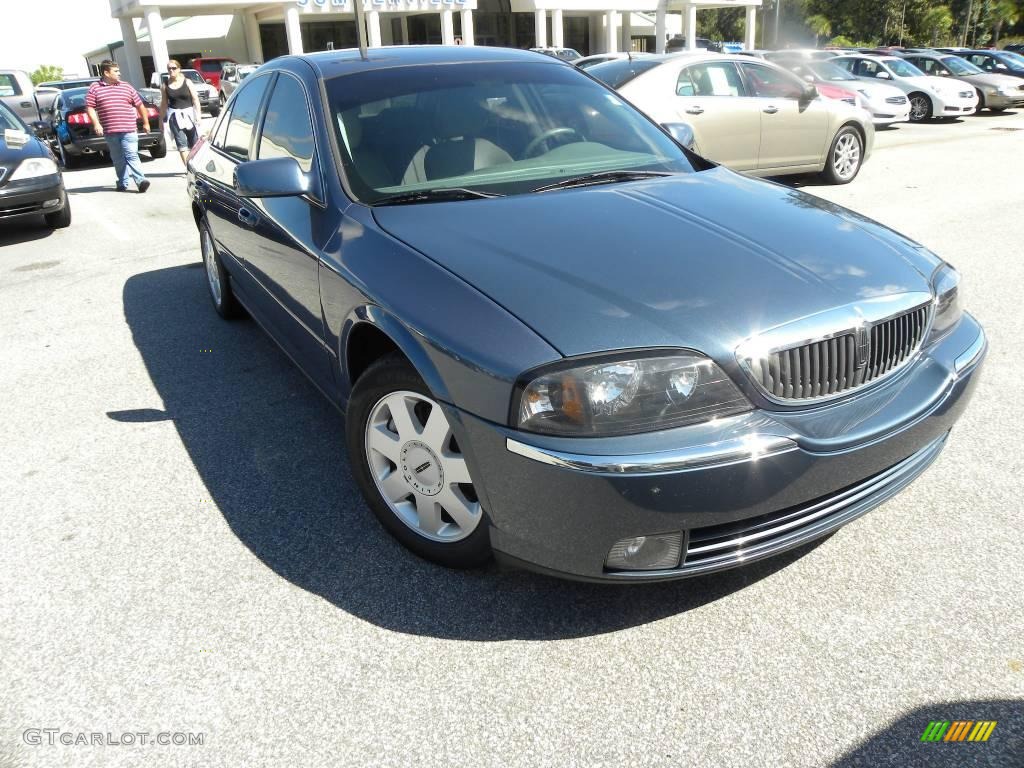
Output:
(909, 95), (929, 121)
(832, 132), (861, 181)
(365, 391), (481, 543)
(201, 227), (222, 307)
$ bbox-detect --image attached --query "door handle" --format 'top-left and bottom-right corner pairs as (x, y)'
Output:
(763, 106), (779, 114)
(20, 101), (32, 108)
(685, 106), (705, 115)
(237, 206), (258, 227)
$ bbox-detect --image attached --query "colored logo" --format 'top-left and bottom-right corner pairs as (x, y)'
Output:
(920, 721), (997, 742)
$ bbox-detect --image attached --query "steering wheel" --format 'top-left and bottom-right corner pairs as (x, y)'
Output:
(523, 127), (579, 158)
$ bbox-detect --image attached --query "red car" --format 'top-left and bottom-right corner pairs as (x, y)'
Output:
(188, 57), (236, 90)
(774, 57), (862, 108)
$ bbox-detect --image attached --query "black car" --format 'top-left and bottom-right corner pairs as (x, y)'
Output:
(0, 101), (70, 229)
(43, 87), (166, 169)
(1003, 43), (1024, 55)
(953, 49), (1024, 79)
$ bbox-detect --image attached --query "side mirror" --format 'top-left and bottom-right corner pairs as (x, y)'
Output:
(800, 83), (819, 101)
(875, 71), (891, 79)
(803, 74), (815, 83)
(661, 122), (696, 151)
(234, 157), (311, 198)
(30, 120), (51, 138)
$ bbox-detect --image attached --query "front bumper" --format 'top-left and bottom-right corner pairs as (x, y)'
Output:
(864, 99), (911, 125)
(935, 93), (978, 115)
(0, 174), (65, 221)
(456, 314), (986, 582)
(984, 91), (1024, 108)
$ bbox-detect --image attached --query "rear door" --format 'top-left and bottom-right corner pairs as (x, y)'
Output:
(738, 61), (830, 170)
(674, 61), (760, 170)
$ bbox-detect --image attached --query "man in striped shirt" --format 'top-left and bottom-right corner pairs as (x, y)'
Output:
(85, 60), (151, 193)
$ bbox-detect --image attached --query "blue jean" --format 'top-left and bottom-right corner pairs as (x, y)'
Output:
(104, 132), (146, 190)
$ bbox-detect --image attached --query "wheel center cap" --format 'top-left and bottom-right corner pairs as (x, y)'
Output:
(401, 440), (443, 496)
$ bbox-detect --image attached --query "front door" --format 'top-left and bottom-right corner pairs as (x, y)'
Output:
(674, 61), (760, 171)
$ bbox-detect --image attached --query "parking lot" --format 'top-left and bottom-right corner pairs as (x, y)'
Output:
(1, 110), (1022, 768)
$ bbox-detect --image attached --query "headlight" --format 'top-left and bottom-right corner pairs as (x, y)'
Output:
(9, 157), (59, 181)
(927, 264), (962, 343)
(515, 353), (752, 437)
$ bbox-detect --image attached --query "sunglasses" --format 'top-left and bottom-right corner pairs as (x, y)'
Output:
(168, 66), (179, 71)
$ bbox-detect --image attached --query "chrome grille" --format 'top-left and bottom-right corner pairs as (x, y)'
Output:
(885, 95), (907, 104)
(747, 303), (930, 401)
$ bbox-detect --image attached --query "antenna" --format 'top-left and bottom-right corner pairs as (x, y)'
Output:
(353, 0), (369, 60)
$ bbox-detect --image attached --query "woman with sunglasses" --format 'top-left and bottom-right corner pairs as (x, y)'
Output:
(159, 60), (202, 166)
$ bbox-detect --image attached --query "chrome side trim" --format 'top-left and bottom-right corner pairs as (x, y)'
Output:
(954, 328), (986, 373)
(506, 434), (798, 475)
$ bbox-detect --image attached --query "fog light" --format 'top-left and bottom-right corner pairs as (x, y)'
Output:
(42, 199), (61, 208)
(606, 532), (683, 571)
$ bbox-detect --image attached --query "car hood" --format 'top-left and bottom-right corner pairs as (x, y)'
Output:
(372, 168), (938, 360)
(970, 72), (1024, 88)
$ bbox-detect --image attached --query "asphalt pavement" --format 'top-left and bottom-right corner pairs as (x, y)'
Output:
(1, 111), (1022, 768)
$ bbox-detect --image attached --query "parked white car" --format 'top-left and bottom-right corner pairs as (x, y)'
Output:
(775, 57), (911, 126)
(593, 53), (874, 184)
(831, 54), (977, 121)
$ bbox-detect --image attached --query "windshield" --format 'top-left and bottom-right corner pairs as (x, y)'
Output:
(239, 67), (258, 80)
(587, 58), (662, 88)
(885, 58), (925, 77)
(0, 101), (27, 132)
(806, 60), (858, 81)
(941, 56), (982, 75)
(327, 61), (692, 204)
(184, 71), (205, 83)
(998, 51), (1024, 66)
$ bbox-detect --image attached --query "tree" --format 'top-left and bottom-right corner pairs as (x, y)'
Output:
(993, 0), (1020, 45)
(30, 65), (63, 86)
(920, 5), (955, 44)
(806, 13), (832, 45)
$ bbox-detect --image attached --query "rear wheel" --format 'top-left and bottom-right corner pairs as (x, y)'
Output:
(908, 92), (932, 122)
(346, 353), (492, 569)
(150, 137), (167, 159)
(820, 125), (863, 185)
(200, 220), (241, 319)
(209, 103), (221, 118)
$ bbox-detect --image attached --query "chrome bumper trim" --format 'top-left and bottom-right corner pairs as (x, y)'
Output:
(506, 434), (798, 475)
(954, 328), (986, 373)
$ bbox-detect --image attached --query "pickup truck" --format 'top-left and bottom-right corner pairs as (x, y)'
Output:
(0, 70), (40, 124)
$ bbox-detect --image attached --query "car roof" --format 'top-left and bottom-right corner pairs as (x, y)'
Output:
(298, 45), (568, 79)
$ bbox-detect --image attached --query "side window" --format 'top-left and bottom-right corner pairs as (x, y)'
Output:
(675, 69), (696, 97)
(222, 74), (270, 161)
(687, 62), (745, 97)
(211, 106), (232, 147)
(855, 60), (877, 77)
(257, 74), (315, 173)
(742, 64), (804, 99)
(0, 73), (20, 97)
(834, 59), (855, 73)
(912, 59), (932, 74)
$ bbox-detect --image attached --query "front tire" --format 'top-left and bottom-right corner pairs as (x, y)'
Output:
(200, 220), (241, 319)
(820, 125), (863, 185)
(976, 89), (986, 112)
(346, 353), (492, 569)
(44, 196), (71, 229)
(908, 92), (932, 122)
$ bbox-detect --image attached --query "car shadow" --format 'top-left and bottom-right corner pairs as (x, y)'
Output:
(0, 218), (54, 246)
(828, 699), (1023, 767)
(972, 109), (1020, 117)
(122, 264), (825, 641)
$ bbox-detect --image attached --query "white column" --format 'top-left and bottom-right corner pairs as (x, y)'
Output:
(605, 10), (618, 53)
(551, 9), (564, 48)
(534, 9), (547, 48)
(744, 5), (757, 51)
(461, 9), (475, 45)
(620, 11), (631, 52)
(441, 9), (455, 44)
(143, 6), (170, 76)
(284, 4), (303, 54)
(655, 0), (666, 53)
(684, 2), (697, 50)
(118, 17), (144, 88)
(400, 15), (410, 44)
(244, 12), (264, 63)
(367, 10), (382, 47)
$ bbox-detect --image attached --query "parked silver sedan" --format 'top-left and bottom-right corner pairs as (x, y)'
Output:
(902, 52), (1024, 112)
(591, 53), (873, 184)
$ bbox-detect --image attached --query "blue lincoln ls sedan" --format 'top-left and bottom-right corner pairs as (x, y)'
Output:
(186, 46), (985, 582)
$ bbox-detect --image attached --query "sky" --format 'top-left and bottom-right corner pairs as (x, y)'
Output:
(5, 0), (122, 76)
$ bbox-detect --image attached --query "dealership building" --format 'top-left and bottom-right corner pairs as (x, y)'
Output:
(93, 0), (760, 88)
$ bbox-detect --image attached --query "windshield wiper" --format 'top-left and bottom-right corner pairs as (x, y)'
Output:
(530, 170), (675, 193)
(372, 188), (502, 206)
